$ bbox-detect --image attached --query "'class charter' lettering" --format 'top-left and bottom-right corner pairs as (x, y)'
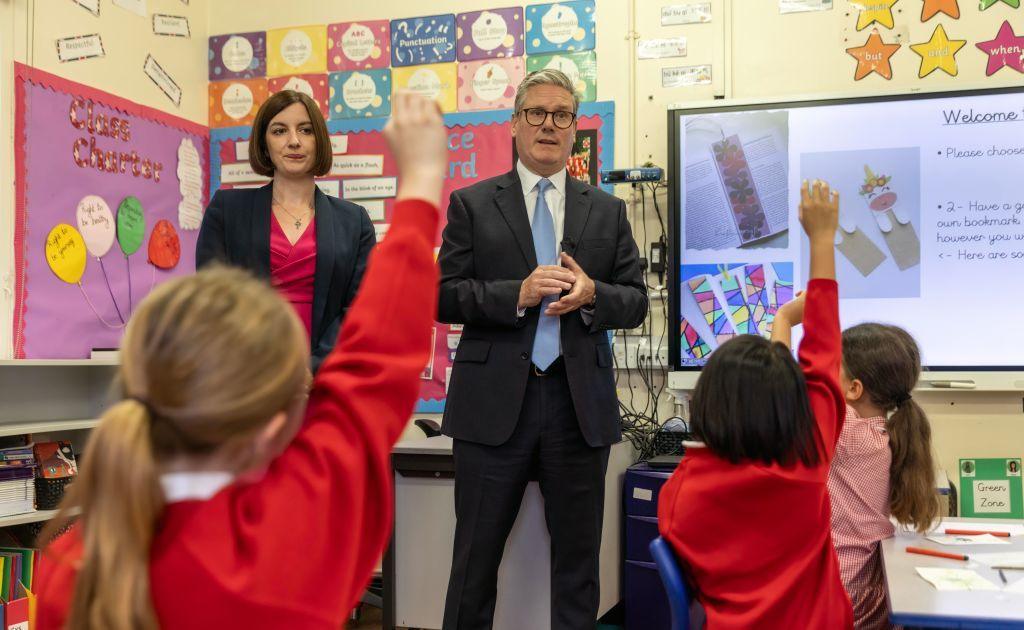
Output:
(69, 97), (164, 182)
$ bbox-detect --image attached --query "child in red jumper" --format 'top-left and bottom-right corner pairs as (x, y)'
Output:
(34, 92), (448, 630)
(658, 180), (853, 629)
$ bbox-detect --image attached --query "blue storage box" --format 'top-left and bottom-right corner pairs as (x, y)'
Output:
(624, 464), (673, 518)
(625, 559), (671, 630)
(625, 515), (660, 563)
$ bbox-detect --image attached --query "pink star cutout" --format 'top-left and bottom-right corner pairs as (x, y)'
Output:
(976, 20), (1024, 76)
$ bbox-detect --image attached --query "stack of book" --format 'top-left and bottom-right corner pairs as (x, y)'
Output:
(0, 446), (35, 518)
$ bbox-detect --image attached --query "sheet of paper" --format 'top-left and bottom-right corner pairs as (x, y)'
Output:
(916, 567), (1000, 591)
(926, 534), (1010, 546)
(1005, 576), (1024, 593)
(779, 0), (832, 13)
(112, 0), (147, 17)
(73, 0), (100, 16)
(637, 37), (687, 60)
(153, 14), (190, 38)
(661, 3), (712, 25)
(971, 552), (1024, 568)
(663, 65), (712, 88)
(56, 34), (105, 62)
(143, 54), (181, 106)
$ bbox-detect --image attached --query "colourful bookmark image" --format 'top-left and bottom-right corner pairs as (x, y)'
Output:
(680, 316), (711, 360)
(711, 134), (770, 245)
(743, 264), (770, 333)
(688, 275), (735, 344)
(718, 269), (756, 335)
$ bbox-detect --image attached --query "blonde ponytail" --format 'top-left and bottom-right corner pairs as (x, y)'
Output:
(45, 400), (163, 629)
(40, 266), (309, 630)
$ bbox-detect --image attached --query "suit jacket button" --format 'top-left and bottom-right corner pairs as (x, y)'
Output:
(520, 352), (528, 360)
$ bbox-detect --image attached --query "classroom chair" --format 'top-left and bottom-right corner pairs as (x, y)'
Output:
(649, 536), (691, 630)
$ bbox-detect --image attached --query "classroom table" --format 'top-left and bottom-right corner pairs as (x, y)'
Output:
(881, 517), (1024, 628)
(382, 435), (633, 630)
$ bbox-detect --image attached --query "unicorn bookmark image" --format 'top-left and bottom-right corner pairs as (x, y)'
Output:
(859, 164), (920, 270)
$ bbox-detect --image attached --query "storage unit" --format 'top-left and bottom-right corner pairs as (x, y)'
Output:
(623, 463), (674, 630)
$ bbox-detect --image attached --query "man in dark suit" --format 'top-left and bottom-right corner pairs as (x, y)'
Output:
(439, 69), (647, 630)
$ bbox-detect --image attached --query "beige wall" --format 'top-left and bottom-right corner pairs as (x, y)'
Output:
(1, 0), (1020, 491)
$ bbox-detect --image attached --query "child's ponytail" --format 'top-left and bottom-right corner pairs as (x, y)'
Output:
(842, 324), (940, 533)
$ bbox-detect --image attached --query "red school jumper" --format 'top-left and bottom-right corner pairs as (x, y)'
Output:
(658, 279), (853, 630)
(35, 199), (440, 630)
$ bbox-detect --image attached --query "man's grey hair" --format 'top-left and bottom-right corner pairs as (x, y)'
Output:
(513, 69), (580, 115)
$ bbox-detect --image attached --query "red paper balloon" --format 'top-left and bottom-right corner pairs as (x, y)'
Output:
(148, 219), (181, 270)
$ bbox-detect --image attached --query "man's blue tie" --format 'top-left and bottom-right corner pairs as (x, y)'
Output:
(531, 178), (559, 370)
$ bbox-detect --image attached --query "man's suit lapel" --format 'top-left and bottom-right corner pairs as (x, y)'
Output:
(563, 176), (592, 252)
(494, 170), (537, 269)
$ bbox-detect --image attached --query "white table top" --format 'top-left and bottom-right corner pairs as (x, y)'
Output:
(393, 435), (454, 456)
(882, 517), (1024, 628)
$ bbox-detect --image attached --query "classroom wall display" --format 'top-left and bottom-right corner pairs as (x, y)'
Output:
(267, 74), (330, 118)
(208, 78), (269, 128)
(526, 50), (597, 101)
(13, 64), (208, 359)
(390, 14), (457, 67)
(456, 7), (525, 61)
(266, 25), (328, 77)
(525, 0), (596, 54)
(328, 69), (392, 119)
(457, 58), (526, 111)
(328, 20), (391, 71)
(210, 101), (615, 410)
(391, 63), (459, 113)
(208, 32), (266, 80)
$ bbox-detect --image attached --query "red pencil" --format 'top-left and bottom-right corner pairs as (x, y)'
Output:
(943, 529), (1011, 538)
(906, 546), (968, 561)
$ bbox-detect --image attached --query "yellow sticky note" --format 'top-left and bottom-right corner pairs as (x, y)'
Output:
(267, 25), (327, 77)
(391, 63), (458, 114)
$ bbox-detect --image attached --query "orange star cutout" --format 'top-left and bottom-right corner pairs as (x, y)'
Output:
(921, 0), (960, 20)
(847, 29), (901, 80)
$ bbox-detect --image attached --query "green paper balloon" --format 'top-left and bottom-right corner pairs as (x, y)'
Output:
(116, 196), (145, 255)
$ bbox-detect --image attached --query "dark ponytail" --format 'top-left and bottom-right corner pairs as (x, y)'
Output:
(842, 324), (940, 533)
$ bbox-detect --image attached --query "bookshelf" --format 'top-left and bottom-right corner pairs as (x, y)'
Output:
(0, 361), (115, 529)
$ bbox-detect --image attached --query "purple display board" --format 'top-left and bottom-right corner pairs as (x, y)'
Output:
(13, 64), (208, 358)
(209, 31), (266, 80)
(455, 7), (525, 61)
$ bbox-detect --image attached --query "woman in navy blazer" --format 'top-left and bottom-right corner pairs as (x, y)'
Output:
(197, 90), (374, 373)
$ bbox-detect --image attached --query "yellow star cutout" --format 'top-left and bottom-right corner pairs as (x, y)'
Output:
(910, 23), (966, 78)
(856, 0), (899, 31)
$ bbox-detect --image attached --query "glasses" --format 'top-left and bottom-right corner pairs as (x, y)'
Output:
(518, 107), (576, 129)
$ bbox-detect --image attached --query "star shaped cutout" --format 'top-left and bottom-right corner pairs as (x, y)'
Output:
(847, 29), (901, 80)
(976, 20), (1024, 75)
(921, 0), (960, 20)
(980, 0), (1020, 9)
(857, 0), (899, 31)
(910, 23), (966, 78)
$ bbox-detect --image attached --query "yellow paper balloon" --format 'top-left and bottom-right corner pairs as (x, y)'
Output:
(45, 223), (87, 284)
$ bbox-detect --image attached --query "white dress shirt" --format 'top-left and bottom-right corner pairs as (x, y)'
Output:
(515, 161), (594, 327)
(517, 160), (567, 262)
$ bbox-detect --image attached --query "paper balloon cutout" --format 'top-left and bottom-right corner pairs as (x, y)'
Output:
(148, 219), (181, 270)
(45, 224), (87, 284)
(116, 196), (146, 255)
(75, 195), (116, 257)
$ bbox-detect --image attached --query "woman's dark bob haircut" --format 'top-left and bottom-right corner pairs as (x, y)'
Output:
(248, 90), (332, 178)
